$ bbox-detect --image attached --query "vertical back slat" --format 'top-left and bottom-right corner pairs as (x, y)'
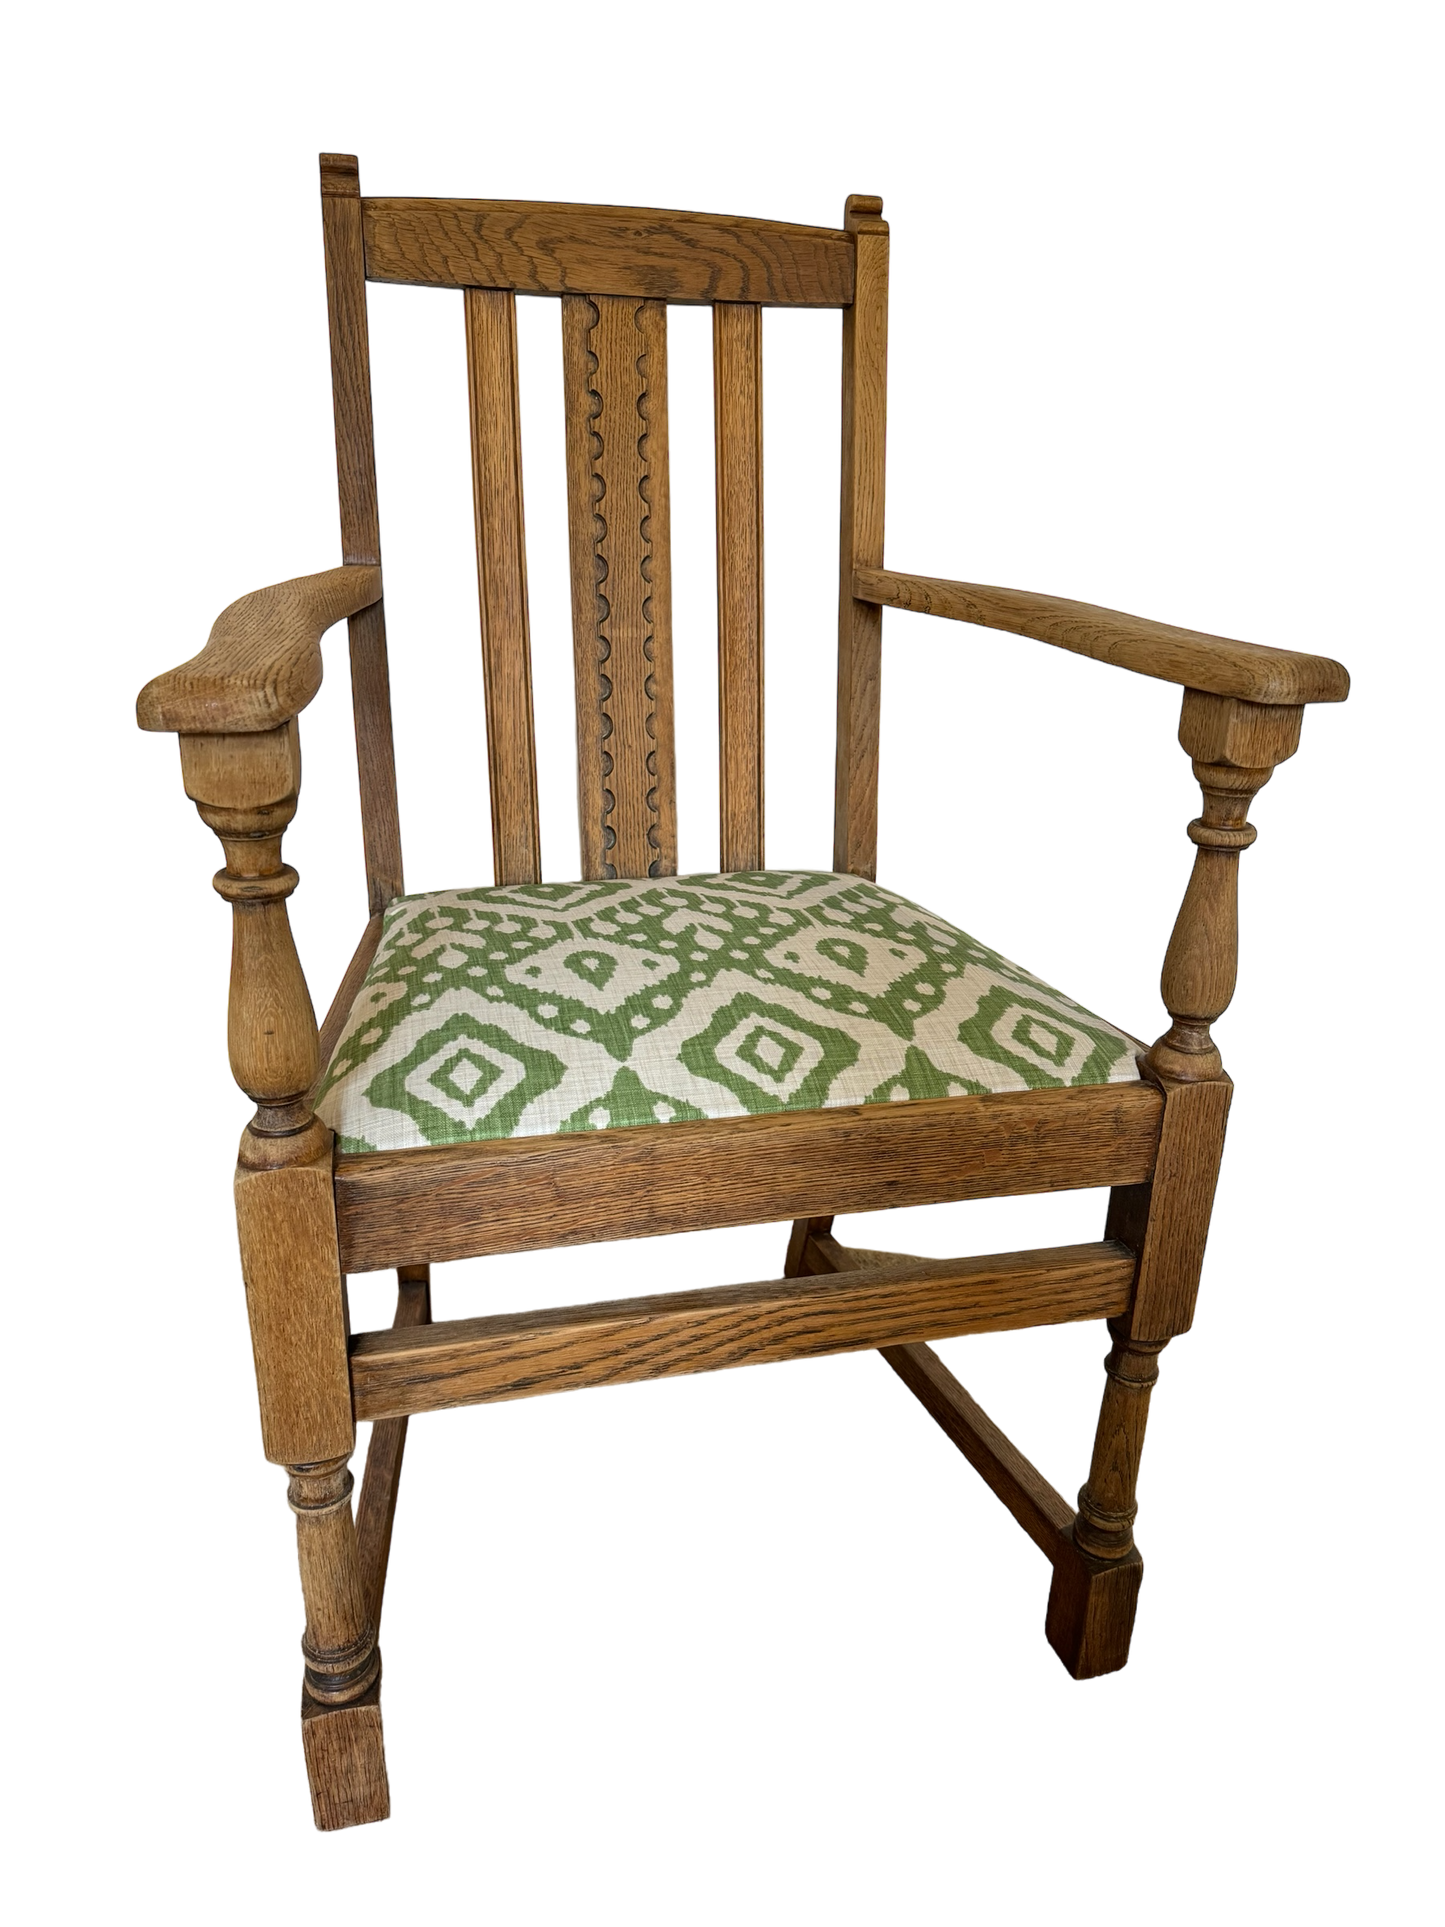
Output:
(639, 296), (685, 878)
(319, 153), (405, 913)
(464, 288), (542, 885)
(562, 295), (677, 879)
(713, 303), (766, 872)
(832, 195), (890, 880)
(561, 298), (605, 872)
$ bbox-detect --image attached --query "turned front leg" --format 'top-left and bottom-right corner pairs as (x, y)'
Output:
(1073, 1321), (1166, 1561)
(290, 1459), (381, 1704)
(1049, 689), (1309, 1677)
(180, 721), (388, 1824)
(1043, 1317), (1162, 1678)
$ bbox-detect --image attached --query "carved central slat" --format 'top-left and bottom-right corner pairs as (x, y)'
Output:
(562, 294), (677, 879)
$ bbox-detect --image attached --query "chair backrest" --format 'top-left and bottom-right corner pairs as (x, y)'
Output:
(318, 154), (888, 911)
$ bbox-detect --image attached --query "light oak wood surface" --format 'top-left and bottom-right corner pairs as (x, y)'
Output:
(808, 1230), (1077, 1563)
(713, 301), (766, 870)
(355, 1268), (431, 1634)
(312, 913), (385, 1095)
(465, 287), (542, 886)
(855, 567), (1349, 706)
(562, 294), (677, 879)
(333, 1083), (1163, 1273)
(361, 197), (856, 305)
(350, 1242), (1136, 1419)
(302, 1678), (389, 1832)
(235, 1144), (353, 1467)
(321, 153), (405, 912)
(881, 1340), (1074, 1558)
(136, 568), (380, 735)
(833, 196), (889, 879)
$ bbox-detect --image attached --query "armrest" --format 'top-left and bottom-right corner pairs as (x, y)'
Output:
(136, 564), (382, 734)
(854, 566), (1349, 706)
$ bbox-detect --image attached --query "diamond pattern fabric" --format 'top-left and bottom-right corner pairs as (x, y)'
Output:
(315, 872), (1142, 1155)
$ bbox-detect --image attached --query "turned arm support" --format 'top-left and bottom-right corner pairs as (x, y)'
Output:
(136, 564), (381, 735)
(852, 566), (1348, 706)
(1144, 690), (1314, 1082)
(853, 562), (1349, 1079)
(859, 562), (1348, 1079)
(137, 568), (382, 1159)
(166, 722), (326, 1162)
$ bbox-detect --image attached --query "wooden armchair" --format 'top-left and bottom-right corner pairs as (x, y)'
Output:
(137, 155), (1349, 1831)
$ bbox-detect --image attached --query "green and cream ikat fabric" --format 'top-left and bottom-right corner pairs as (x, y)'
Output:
(315, 872), (1143, 1155)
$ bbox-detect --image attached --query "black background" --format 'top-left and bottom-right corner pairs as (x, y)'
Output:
(118, 120), (1364, 1834)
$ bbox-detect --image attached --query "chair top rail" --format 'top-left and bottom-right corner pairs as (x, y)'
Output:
(856, 567), (1350, 706)
(360, 196), (856, 306)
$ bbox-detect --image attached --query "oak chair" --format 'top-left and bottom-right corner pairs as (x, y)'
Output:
(137, 154), (1349, 1830)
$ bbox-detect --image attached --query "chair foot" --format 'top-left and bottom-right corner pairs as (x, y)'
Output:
(1044, 1527), (1144, 1680)
(300, 1672), (390, 1829)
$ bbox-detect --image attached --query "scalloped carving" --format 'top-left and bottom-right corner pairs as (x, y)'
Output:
(563, 295), (676, 879)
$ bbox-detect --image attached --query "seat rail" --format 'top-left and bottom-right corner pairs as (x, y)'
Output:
(332, 1081), (1162, 1271)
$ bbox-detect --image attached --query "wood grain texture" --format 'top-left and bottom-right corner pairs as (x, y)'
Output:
(333, 1083), (1163, 1272)
(1073, 1320), (1165, 1562)
(833, 196), (889, 878)
(804, 1235), (1077, 1561)
(320, 153), (404, 911)
(177, 719), (301, 812)
(361, 197), (855, 306)
(561, 295), (603, 867)
(635, 298), (682, 874)
(854, 567), (1351, 706)
(465, 287), (541, 885)
(805, 1231), (1148, 1679)
(713, 302), (766, 870)
(880, 1341), (1075, 1559)
(179, 727), (327, 1153)
(784, 1215), (835, 1277)
(1044, 1531), (1145, 1679)
(288, 1458), (379, 1705)
(562, 295), (676, 878)
(797, 1232), (914, 1276)
(350, 1242), (1135, 1419)
(1178, 689), (1304, 767)
(1147, 692), (1305, 1083)
(136, 567), (381, 734)
(1073, 1088), (1227, 1570)
(355, 1269), (431, 1634)
(1149, 787), (1265, 1081)
(312, 913), (384, 1097)
(220, 879), (318, 1114)
(234, 1139), (354, 1466)
(301, 1677), (390, 1830)
(1108, 1075), (1232, 1342)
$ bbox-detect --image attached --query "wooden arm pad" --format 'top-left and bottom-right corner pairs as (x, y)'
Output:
(136, 565), (383, 734)
(854, 566), (1349, 706)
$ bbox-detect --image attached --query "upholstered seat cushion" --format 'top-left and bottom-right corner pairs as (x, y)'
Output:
(315, 871), (1142, 1154)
